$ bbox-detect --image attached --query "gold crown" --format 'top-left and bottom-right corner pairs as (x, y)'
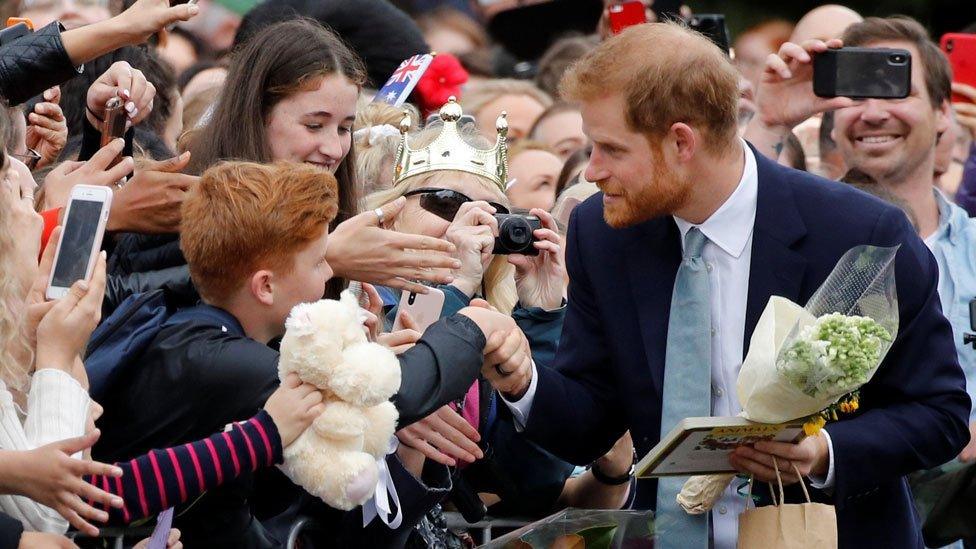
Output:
(393, 97), (508, 191)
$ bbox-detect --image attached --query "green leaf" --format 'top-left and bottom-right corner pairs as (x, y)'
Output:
(576, 524), (618, 549)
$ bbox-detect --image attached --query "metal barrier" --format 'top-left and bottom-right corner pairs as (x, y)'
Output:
(442, 512), (530, 545)
(70, 514), (531, 547)
(72, 526), (154, 548)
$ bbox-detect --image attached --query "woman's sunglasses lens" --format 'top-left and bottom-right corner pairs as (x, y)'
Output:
(420, 192), (465, 221)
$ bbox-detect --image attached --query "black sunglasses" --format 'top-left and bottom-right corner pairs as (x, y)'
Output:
(404, 188), (509, 222)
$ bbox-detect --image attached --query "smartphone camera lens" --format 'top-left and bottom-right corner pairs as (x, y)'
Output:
(947, 40), (954, 53)
(408, 293), (416, 305)
(889, 54), (907, 64)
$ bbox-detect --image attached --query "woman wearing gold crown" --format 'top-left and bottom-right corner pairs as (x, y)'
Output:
(365, 99), (635, 536)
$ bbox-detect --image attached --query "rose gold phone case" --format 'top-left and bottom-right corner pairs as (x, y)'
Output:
(100, 97), (127, 168)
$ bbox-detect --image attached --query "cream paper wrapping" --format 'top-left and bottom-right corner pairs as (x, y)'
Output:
(678, 296), (819, 514)
(677, 245), (899, 514)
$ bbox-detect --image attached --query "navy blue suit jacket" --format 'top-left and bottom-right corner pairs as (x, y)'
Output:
(523, 146), (972, 547)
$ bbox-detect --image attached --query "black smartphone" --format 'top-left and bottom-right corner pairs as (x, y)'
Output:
(813, 47), (912, 99)
(688, 14), (730, 55)
(0, 22), (30, 47)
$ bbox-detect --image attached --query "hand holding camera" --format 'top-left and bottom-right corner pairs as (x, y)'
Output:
(444, 201), (500, 297)
(509, 208), (565, 311)
(751, 39), (855, 135)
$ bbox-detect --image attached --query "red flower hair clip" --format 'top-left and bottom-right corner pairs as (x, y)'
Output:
(413, 53), (470, 117)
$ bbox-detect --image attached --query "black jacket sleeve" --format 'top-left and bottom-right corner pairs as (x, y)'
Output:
(394, 314), (486, 425)
(0, 512), (23, 549)
(101, 264), (197, 319)
(0, 22), (79, 105)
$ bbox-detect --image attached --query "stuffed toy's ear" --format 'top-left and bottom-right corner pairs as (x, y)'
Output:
(284, 301), (318, 337)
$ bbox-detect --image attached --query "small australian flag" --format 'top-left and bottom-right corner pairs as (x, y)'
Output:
(373, 53), (435, 107)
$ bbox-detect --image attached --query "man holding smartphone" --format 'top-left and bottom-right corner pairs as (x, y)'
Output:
(746, 16), (976, 464)
(480, 21), (970, 549)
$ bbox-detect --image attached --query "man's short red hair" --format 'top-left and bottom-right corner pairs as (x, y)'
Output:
(560, 21), (740, 153)
(180, 161), (339, 303)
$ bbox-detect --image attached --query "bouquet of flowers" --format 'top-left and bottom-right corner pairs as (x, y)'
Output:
(678, 245), (899, 513)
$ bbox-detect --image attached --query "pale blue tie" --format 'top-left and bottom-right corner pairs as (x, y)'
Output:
(656, 227), (711, 549)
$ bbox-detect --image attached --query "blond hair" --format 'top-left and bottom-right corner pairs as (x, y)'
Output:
(461, 79), (553, 121)
(353, 101), (420, 198)
(561, 22), (740, 154)
(0, 159), (31, 392)
(366, 125), (518, 314)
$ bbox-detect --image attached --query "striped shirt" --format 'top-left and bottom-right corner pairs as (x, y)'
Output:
(84, 410), (282, 524)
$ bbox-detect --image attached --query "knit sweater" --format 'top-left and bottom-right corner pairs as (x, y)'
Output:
(0, 369), (90, 533)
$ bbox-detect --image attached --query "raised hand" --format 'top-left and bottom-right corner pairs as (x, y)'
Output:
(107, 152), (198, 234)
(509, 208), (565, 310)
(327, 198), (462, 294)
(86, 62), (156, 130)
(745, 39), (855, 160)
(35, 252), (107, 371)
(444, 201), (498, 297)
(41, 139), (134, 210)
(25, 87), (67, 170)
(2, 162), (44, 291)
(0, 430), (124, 536)
(952, 83), (976, 140)
(754, 39), (855, 130)
(114, 0), (201, 46)
(396, 405), (483, 466)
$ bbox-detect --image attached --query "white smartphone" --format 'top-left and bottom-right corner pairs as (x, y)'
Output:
(393, 288), (446, 332)
(45, 185), (113, 301)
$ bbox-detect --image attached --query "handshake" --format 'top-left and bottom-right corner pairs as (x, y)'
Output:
(459, 300), (534, 400)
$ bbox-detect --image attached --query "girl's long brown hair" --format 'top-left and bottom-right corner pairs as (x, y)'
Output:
(185, 18), (367, 298)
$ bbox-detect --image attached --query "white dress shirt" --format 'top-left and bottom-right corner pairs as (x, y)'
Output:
(505, 142), (833, 548)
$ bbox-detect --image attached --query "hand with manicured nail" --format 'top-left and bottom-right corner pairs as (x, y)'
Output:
(86, 62), (156, 130)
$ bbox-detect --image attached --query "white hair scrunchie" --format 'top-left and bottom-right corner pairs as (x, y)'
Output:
(354, 124), (401, 146)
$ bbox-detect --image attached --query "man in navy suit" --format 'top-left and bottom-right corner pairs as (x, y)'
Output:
(478, 22), (971, 548)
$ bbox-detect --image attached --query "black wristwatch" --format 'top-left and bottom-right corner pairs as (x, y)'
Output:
(589, 453), (636, 486)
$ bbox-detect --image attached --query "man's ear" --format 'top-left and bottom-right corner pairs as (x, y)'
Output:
(669, 122), (698, 163)
(250, 270), (275, 307)
(936, 99), (953, 135)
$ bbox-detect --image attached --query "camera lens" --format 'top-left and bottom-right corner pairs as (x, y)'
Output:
(499, 217), (532, 250)
(947, 40), (954, 53)
(511, 227), (527, 242)
(889, 54), (906, 64)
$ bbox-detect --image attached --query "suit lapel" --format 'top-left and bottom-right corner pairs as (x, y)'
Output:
(743, 148), (809, 358)
(626, 219), (681, 397)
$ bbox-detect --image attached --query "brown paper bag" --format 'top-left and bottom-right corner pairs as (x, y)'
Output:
(737, 458), (838, 549)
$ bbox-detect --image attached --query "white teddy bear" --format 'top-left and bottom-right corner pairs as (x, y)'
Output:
(277, 291), (402, 510)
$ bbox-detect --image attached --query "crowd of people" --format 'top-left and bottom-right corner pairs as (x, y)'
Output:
(0, 0), (974, 547)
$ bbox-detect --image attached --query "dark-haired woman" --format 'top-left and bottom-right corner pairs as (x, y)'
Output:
(186, 18), (459, 298)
